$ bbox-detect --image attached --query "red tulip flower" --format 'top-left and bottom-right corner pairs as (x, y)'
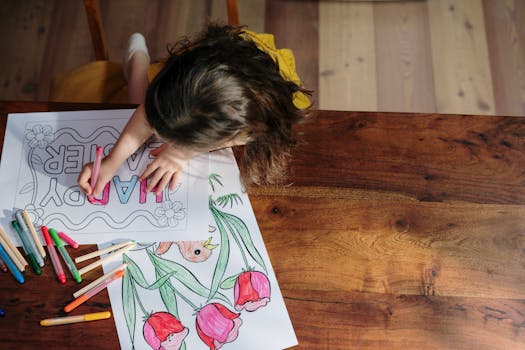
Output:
(143, 311), (189, 350)
(234, 271), (271, 312)
(196, 303), (243, 349)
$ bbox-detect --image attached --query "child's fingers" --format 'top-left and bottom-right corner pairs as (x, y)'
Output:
(146, 169), (165, 192)
(169, 172), (180, 192)
(77, 164), (93, 194)
(155, 175), (172, 196)
(140, 163), (156, 182)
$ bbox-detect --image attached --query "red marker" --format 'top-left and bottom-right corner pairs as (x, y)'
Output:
(41, 226), (66, 284)
(58, 231), (79, 249)
(88, 146), (103, 204)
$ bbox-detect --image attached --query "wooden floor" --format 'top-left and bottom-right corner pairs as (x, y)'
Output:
(1, 1), (525, 349)
(2, 0), (525, 116)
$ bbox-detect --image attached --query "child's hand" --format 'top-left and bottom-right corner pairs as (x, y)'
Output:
(141, 144), (200, 195)
(77, 157), (120, 197)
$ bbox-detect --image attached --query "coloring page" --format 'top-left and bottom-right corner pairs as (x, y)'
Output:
(101, 148), (297, 350)
(0, 110), (209, 244)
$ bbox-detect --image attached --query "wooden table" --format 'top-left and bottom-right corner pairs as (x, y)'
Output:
(0, 101), (524, 349)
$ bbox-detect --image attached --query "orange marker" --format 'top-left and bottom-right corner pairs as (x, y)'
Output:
(64, 270), (124, 312)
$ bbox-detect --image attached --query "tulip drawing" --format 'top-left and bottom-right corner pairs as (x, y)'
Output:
(196, 303), (243, 349)
(143, 312), (189, 350)
(234, 270), (271, 312)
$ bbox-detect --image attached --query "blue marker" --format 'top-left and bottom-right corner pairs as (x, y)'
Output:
(0, 308), (4, 316)
(0, 243), (24, 284)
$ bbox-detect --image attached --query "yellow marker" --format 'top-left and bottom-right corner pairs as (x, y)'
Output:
(40, 311), (111, 326)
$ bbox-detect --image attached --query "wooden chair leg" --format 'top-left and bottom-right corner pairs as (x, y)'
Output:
(226, 0), (240, 26)
(83, 0), (109, 60)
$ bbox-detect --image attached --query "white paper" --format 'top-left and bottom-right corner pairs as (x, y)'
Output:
(0, 110), (209, 244)
(102, 148), (298, 350)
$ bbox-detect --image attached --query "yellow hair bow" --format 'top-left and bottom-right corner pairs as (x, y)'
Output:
(243, 30), (310, 110)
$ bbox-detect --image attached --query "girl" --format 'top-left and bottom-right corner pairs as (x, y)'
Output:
(78, 24), (312, 197)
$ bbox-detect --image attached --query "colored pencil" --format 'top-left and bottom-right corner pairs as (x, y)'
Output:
(73, 263), (128, 298)
(78, 243), (135, 276)
(40, 311), (111, 326)
(75, 240), (135, 263)
(20, 210), (46, 259)
(64, 270), (125, 312)
(0, 224), (27, 270)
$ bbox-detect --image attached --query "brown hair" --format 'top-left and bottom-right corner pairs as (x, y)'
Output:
(145, 23), (312, 185)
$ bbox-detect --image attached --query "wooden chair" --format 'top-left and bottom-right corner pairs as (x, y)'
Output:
(50, 0), (240, 103)
(83, 0), (240, 61)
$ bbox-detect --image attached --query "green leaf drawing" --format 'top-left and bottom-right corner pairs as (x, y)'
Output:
(151, 254), (179, 317)
(220, 273), (240, 290)
(209, 201), (231, 302)
(122, 269), (136, 347)
(208, 173), (223, 193)
(215, 193), (243, 208)
(148, 250), (231, 305)
(123, 254), (150, 288)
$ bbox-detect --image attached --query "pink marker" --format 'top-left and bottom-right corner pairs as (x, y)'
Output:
(58, 231), (79, 249)
(88, 146), (103, 204)
(41, 226), (66, 284)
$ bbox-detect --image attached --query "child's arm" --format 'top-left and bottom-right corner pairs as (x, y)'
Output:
(78, 105), (154, 196)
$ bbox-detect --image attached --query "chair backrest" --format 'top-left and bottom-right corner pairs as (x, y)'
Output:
(83, 0), (240, 61)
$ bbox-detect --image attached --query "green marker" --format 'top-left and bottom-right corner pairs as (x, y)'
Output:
(11, 220), (40, 275)
(48, 228), (82, 283)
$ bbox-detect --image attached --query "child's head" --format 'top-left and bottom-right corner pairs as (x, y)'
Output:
(145, 24), (312, 185)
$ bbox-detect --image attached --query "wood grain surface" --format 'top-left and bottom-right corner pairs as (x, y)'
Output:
(0, 102), (523, 349)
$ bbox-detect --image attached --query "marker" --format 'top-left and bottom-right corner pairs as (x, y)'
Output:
(0, 308), (4, 317)
(0, 224), (27, 271)
(41, 226), (66, 284)
(0, 256), (7, 272)
(78, 243), (136, 276)
(14, 212), (44, 267)
(88, 145), (103, 202)
(58, 231), (79, 249)
(73, 263), (128, 298)
(20, 210), (46, 259)
(48, 228), (81, 283)
(11, 221), (40, 275)
(75, 240), (135, 263)
(64, 270), (125, 312)
(40, 311), (111, 326)
(0, 244), (24, 283)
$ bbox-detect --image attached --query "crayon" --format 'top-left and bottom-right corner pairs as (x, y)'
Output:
(20, 210), (46, 259)
(0, 243), (24, 283)
(64, 270), (124, 312)
(41, 226), (66, 284)
(40, 311), (111, 326)
(14, 213), (44, 268)
(11, 221), (40, 275)
(48, 228), (81, 283)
